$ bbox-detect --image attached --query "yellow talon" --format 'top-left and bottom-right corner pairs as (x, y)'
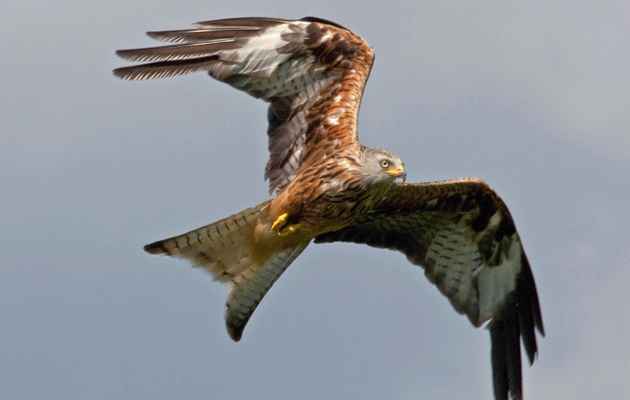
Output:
(278, 225), (296, 236)
(271, 213), (298, 235)
(272, 213), (289, 231)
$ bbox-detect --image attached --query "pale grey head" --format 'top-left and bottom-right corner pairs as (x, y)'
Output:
(359, 147), (406, 186)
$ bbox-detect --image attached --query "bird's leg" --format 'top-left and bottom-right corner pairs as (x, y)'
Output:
(271, 213), (289, 231)
(271, 212), (298, 235)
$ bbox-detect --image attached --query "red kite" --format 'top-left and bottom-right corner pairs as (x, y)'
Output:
(115, 17), (544, 400)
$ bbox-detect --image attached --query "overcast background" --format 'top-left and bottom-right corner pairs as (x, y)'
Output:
(2, 1), (629, 399)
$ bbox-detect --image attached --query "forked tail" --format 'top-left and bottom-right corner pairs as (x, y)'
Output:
(144, 200), (309, 341)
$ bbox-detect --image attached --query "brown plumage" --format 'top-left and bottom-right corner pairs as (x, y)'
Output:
(115, 16), (543, 400)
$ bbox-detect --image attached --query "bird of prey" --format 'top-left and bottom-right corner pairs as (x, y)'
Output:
(114, 16), (544, 400)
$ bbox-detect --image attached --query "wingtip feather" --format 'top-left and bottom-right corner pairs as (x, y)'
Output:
(490, 309), (523, 400)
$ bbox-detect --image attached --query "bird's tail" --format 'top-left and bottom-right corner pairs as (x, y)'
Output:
(144, 200), (309, 341)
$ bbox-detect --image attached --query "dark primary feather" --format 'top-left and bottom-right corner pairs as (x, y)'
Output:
(114, 17), (374, 195)
(315, 178), (544, 399)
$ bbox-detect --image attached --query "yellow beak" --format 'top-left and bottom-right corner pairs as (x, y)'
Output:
(385, 165), (406, 182)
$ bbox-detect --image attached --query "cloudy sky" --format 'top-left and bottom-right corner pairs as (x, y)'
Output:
(2, 1), (629, 399)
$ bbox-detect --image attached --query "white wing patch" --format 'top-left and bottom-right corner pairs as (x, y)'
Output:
(475, 234), (521, 323)
(326, 107), (345, 125)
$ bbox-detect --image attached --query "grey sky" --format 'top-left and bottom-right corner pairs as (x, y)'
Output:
(2, 1), (629, 399)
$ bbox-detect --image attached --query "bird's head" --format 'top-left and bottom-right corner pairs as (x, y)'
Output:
(360, 147), (406, 185)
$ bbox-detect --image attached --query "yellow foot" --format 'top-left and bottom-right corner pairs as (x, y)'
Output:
(271, 213), (299, 235)
(279, 225), (297, 236)
(271, 213), (289, 231)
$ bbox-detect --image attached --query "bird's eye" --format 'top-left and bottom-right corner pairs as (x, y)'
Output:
(380, 160), (390, 169)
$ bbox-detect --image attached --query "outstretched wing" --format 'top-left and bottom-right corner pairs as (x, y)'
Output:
(314, 178), (544, 400)
(114, 17), (374, 195)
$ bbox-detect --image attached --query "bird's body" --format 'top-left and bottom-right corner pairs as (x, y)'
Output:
(115, 16), (543, 400)
(268, 147), (405, 234)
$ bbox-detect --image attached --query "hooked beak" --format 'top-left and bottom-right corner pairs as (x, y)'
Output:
(385, 165), (406, 183)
